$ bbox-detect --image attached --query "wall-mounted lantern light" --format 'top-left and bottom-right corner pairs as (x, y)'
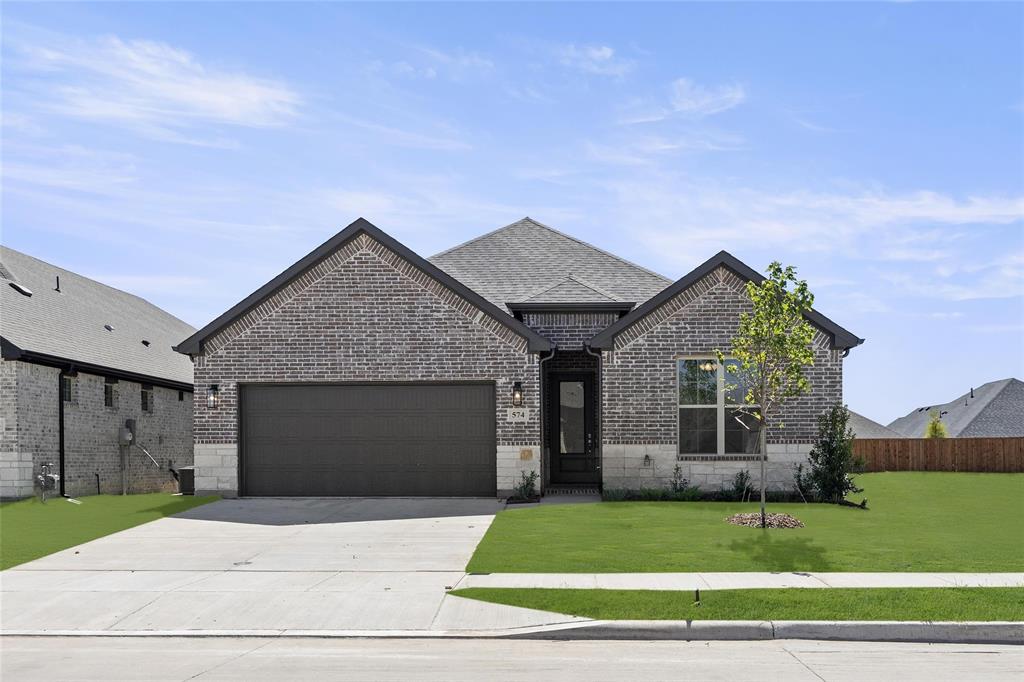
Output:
(511, 381), (524, 407)
(207, 384), (220, 409)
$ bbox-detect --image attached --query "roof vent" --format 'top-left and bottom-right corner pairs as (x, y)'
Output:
(104, 324), (114, 332)
(141, 340), (151, 347)
(8, 281), (32, 297)
(54, 275), (61, 293)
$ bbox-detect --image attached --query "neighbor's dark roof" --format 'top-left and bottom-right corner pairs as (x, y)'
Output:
(0, 246), (195, 387)
(848, 411), (906, 439)
(590, 250), (864, 351)
(175, 218), (552, 355)
(887, 378), (1024, 438)
(429, 218), (671, 310)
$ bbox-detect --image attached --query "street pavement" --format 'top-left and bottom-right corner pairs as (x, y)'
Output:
(2, 636), (1021, 681)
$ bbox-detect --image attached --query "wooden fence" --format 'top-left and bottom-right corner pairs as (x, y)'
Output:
(853, 437), (1024, 473)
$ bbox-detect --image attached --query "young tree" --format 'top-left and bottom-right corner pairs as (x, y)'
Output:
(717, 262), (816, 528)
(924, 410), (949, 438)
(806, 403), (863, 503)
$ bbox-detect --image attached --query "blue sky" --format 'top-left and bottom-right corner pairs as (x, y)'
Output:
(2, 2), (1022, 425)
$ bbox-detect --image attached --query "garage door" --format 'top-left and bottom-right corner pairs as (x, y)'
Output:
(240, 383), (496, 497)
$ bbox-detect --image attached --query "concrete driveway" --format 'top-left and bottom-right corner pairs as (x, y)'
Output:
(0, 498), (583, 634)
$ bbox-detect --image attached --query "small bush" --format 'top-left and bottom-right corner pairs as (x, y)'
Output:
(731, 470), (753, 502)
(670, 464), (689, 493)
(512, 470), (539, 500)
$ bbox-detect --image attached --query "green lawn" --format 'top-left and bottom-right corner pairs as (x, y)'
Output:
(452, 587), (1024, 621)
(0, 493), (218, 570)
(468, 473), (1024, 573)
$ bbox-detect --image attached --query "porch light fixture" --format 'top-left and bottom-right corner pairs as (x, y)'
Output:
(206, 384), (220, 409)
(511, 382), (524, 407)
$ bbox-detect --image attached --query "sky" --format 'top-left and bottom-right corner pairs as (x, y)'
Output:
(2, 2), (1022, 425)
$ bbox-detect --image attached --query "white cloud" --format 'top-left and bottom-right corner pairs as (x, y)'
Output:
(332, 115), (471, 151)
(670, 78), (746, 117)
(559, 44), (634, 77)
(10, 29), (300, 143)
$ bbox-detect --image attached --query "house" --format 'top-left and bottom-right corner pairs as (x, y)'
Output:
(175, 218), (863, 498)
(848, 411), (906, 439)
(887, 378), (1024, 438)
(0, 246), (195, 499)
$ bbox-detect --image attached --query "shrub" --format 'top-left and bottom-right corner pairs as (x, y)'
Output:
(924, 410), (949, 438)
(670, 464), (689, 493)
(793, 462), (812, 502)
(512, 470), (539, 500)
(731, 470), (753, 502)
(805, 403), (863, 504)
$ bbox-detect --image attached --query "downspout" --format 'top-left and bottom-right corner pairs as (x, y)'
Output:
(584, 344), (602, 488)
(537, 349), (555, 495)
(58, 369), (66, 496)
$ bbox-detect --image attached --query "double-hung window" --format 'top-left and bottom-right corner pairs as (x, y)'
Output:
(678, 358), (761, 456)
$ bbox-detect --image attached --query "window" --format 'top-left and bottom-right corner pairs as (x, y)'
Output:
(678, 358), (760, 456)
(141, 384), (154, 413)
(104, 378), (118, 408)
(61, 376), (76, 404)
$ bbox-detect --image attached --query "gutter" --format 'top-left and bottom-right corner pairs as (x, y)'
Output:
(3, 343), (192, 393)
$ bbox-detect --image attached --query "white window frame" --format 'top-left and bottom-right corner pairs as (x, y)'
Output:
(677, 357), (760, 456)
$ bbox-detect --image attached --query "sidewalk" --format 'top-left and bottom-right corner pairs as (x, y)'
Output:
(457, 572), (1024, 590)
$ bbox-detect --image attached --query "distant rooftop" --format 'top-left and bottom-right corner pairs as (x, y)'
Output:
(0, 245), (195, 386)
(429, 217), (671, 311)
(887, 378), (1024, 438)
(848, 410), (906, 439)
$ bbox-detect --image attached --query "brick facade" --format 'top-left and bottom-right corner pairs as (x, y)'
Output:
(192, 233), (541, 497)
(522, 312), (618, 350)
(0, 359), (192, 499)
(600, 266), (843, 490)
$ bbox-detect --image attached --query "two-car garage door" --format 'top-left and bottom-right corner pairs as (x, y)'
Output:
(240, 383), (496, 497)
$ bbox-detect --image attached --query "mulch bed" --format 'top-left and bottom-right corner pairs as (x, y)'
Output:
(726, 512), (805, 529)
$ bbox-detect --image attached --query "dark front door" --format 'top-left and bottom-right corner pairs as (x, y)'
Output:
(240, 383), (497, 497)
(549, 373), (598, 484)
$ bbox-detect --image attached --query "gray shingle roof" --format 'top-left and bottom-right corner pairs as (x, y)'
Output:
(1, 246), (195, 386)
(848, 410), (906, 439)
(887, 378), (1024, 438)
(429, 218), (671, 311)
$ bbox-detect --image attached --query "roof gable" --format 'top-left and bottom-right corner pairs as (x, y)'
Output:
(0, 246), (195, 387)
(589, 250), (864, 351)
(429, 218), (671, 311)
(848, 411), (906, 439)
(523, 275), (621, 304)
(174, 218), (551, 355)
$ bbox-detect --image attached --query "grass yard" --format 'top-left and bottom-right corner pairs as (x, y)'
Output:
(467, 473), (1024, 573)
(452, 587), (1024, 621)
(0, 493), (218, 570)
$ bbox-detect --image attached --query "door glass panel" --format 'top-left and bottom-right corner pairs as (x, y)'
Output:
(559, 381), (586, 454)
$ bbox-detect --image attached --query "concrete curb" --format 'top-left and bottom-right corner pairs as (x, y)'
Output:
(3, 621), (1022, 644)
(511, 620), (1024, 644)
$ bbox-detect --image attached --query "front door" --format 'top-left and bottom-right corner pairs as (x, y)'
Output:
(549, 373), (599, 484)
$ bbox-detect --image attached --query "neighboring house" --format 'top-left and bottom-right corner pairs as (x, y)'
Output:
(887, 378), (1024, 438)
(175, 218), (863, 498)
(848, 411), (906, 439)
(0, 246), (195, 499)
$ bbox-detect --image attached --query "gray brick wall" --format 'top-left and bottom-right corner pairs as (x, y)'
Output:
(0, 359), (192, 499)
(603, 266), (843, 446)
(193, 233), (540, 496)
(522, 312), (618, 350)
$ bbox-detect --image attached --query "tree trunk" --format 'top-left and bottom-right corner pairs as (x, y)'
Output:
(759, 419), (767, 528)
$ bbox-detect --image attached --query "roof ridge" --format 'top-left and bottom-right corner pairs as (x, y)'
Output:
(567, 273), (622, 301)
(957, 378), (1015, 434)
(431, 217), (672, 284)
